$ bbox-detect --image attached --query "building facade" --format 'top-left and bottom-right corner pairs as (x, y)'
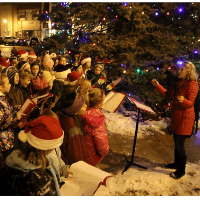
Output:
(0, 2), (50, 40)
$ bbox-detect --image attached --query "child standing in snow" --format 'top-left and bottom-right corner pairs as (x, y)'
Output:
(0, 74), (24, 159)
(81, 88), (109, 166)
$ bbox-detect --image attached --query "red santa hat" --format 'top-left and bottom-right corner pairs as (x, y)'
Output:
(54, 64), (71, 80)
(80, 56), (91, 65)
(18, 115), (64, 150)
(65, 71), (82, 86)
(14, 49), (28, 58)
(28, 51), (37, 59)
(0, 57), (10, 67)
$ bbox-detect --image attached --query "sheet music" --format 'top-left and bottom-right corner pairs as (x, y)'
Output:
(127, 97), (156, 115)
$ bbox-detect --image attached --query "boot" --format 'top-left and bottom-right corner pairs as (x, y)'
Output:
(170, 156), (186, 179)
(165, 150), (177, 169)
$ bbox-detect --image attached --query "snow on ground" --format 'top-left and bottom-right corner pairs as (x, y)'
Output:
(97, 104), (200, 196)
(103, 105), (170, 139)
(94, 162), (200, 196)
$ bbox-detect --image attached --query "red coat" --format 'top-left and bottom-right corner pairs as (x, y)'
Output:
(58, 113), (90, 165)
(81, 108), (109, 166)
(156, 80), (199, 135)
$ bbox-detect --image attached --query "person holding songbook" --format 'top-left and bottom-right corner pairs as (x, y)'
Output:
(0, 74), (24, 159)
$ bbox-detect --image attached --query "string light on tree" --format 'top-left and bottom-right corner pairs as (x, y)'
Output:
(178, 8), (183, 13)
(136, 69), (140, 74)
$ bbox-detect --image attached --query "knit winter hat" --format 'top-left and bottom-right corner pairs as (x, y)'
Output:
(62, 91), (85, 115)
(2, 66), (18, 80)
(28, 51), (37, 59)
(14, 49), (28, 58)
(43, 54), (54, 69)
(0, 57), (10, 67)
(80, 56), (91, 65)
(18, 115), (64, 150)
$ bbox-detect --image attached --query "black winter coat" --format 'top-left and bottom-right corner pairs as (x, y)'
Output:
(0, 166), (57, 196)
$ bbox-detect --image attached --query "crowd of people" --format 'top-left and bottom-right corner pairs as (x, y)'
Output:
(0, 47), (199, 195)
(0, 48), (117, 195)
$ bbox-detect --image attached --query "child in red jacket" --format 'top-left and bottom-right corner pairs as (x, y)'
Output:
(81, 88), (109, 166)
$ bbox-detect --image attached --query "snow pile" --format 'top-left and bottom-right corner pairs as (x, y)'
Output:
(104, 107), (170, 139)
(95, 162), (200, 196)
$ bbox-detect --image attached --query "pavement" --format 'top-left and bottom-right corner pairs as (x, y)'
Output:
(98, 129), (200, 174)
(1, 128), (200, 173)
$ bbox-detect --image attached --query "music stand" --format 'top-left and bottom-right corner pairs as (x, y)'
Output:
(122, 97), (156, 174)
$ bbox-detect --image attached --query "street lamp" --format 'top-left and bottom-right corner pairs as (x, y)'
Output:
(3, 19), (7, 37)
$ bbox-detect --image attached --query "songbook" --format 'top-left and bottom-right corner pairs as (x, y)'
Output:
(15, 97), (38, 128)
(60, 161), (113, 196)
(110, 77), (122, 87)
(101, 91), (127, 113)
(127, 97), (156, 115)
(32, 93), (49, 100)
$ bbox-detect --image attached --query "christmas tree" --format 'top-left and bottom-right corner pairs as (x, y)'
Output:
(43, 2), (200, 118)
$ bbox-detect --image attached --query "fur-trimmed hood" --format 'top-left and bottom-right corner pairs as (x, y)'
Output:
(5, 149), (42, 172)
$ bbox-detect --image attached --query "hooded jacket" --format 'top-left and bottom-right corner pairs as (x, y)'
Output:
(81, 108), (109, 166)
(0, 149), (61, 196)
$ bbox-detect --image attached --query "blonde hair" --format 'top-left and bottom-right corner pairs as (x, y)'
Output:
(88, 88), (104, 108)
(19, 69), (33, 80)
(42, 109), (59, 120)
(184, 61), (198, 81)
(74, 78), (91, 96)
(18, 142), (52, 170)
(0, 74), (8, 86)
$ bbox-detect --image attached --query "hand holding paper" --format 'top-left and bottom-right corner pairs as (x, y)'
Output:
(16, 112), (26, 120)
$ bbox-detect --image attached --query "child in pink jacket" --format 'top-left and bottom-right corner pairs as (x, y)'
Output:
(81, 88), (109, 166)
